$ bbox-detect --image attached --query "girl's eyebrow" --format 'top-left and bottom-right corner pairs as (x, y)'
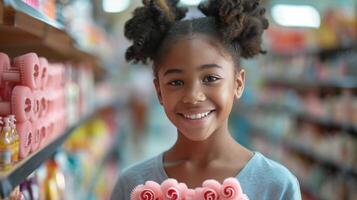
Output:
(199, 64), (223, 70)
(164, 68), (183, 76)
(163, 64), (222, 76)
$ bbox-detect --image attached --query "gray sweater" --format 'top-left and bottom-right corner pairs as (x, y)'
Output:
(111, 152), (301, 200)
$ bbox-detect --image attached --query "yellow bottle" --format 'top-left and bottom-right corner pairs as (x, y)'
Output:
(8, 115), (19, 163)
(0, 117), (13, 170)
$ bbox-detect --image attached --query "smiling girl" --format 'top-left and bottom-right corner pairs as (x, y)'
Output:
(111, 0), (301, 199)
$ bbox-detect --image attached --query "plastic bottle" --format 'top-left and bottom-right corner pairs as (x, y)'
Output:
(0, 116), (13, 170)
(8, 115), (19, 163)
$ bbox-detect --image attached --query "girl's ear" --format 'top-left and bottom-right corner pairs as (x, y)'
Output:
(234, 69), (245, 99)
(153, 78), (163, 105)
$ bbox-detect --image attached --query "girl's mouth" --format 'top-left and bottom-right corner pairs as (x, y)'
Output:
(180, 110), (214, 120)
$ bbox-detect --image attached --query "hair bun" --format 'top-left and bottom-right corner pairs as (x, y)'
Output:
(198, 0), (269, 58)
(125, 0), (188, 63)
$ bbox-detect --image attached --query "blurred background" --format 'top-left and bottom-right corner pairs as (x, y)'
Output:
(0, 0), (356, 199)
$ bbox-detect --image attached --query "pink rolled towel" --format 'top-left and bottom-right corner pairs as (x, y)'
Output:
(220, 178), (249, 200)
(131, 181), (163, 200)
(161, 178), (187, 200)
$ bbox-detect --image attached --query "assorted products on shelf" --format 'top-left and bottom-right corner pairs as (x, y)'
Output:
(234, 6), (357, 200)
(2, 111), (119, 200)
(267, 8), (356, 53)
(0, 52), (66, 161)
(21, 0), (56, 20)
(0, 115), (19, 170)
(250, 135), (357, 200)
(0, 51), (97, 169)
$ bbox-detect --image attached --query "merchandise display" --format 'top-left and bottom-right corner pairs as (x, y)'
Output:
(0, 0), (118, 199)
(1, 111), (119, 200)
(232, 5), (357, 200)
(131, 178), (248, 200)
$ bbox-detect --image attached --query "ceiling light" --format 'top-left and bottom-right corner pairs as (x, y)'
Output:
(272, 4), (321, 28)
(103, 0), (130, 13)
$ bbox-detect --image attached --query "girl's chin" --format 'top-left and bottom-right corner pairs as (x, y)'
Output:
(180, 131), (212, 142)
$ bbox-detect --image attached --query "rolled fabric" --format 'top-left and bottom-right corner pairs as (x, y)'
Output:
(130, 184), (144, 200)
(202, 180), (221, 194)
(193, 187), (204, 200)
(145, 181), (163, 199)
(185, 189), (196, 200)
(220, 178), (249, 200)
(131, 181), (163, 200)
(161, 179), (184, 200)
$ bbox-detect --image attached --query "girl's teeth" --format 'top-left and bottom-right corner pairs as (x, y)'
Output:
(184, 111), (210, 120)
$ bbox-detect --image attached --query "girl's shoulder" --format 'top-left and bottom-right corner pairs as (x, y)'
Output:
(238, 152), (301, 200)
(111, 153), (165, 200)
(241, 152), (297, 183)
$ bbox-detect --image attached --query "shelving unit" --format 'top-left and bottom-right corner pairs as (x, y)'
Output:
(0, 101), (117, 198)
(250, 125), (356, 200)
(265, 77), (357, 91)
(0, 1), (117, 198)
(269, 43), (357, 59)
(241, 103), (357, 137)
(0, 0), (105, 79)
(82, 132), (119, 200)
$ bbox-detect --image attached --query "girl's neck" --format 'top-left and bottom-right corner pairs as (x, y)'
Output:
(164, 124), (242, 166)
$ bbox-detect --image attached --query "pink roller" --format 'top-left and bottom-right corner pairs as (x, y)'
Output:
(202, 180), (221, 193)
(185, 189), (195, 200)
(198, 186), (219, 200)
(0, 53), (14, 100)
(31, 120), (41, 152)
(39, 57), (48, 89)
(131, 181), (162, 200)
(220, 178), (248, 200)
(145, 181), (163, 199)
(17, 120), (33, 158)
(131, 185), (144, 200)
(38, 119), (47, 148)
(6, 53), (40, 89)
(33, 90), (41, 119)
(161, 179), (183, 200)
(0, 86), (35, 122)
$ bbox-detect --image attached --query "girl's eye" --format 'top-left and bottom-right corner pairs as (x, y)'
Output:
(168, 80), (183, 86)
(203, 75), (220, 83)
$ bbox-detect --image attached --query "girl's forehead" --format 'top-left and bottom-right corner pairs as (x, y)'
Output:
(156, 35), (235, 73)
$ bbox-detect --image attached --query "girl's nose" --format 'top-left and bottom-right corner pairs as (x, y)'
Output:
(182, 84), (206, 104)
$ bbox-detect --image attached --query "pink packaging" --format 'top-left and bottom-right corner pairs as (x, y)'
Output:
(16, 120), (33, 159)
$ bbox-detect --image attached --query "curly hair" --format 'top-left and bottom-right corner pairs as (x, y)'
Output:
(124, 0), (269, 75)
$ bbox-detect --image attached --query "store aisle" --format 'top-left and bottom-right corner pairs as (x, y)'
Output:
(118, 99), (177, 170)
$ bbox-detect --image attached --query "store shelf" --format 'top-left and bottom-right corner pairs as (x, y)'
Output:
(282, 139), (357, 179)
(269, 43), (357, 59)
(265, 77), (357, 91)
(250, 124), (357, 179)
(3, 0), (64, 29)
(241, 102), (357, 137)
(295, 113), (357, 137)
(82, 133), (118, 200)
(0, 0), (105, 79)
(300, 182), (325, 200)
(0, 101), (117, 198)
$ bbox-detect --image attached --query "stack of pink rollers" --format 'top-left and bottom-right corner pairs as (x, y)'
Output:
(131, 177), (249, 200)
(0, 52), (66, 159)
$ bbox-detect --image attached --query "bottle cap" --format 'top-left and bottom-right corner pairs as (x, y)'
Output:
(0, 117), (3, 130)
(3, 117), (11, 132)
(7, 115), (16, 128)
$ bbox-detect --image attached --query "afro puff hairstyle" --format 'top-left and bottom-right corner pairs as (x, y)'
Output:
(124, 0), (269, 71)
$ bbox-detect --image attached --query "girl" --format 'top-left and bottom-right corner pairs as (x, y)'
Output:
(112, 0), (301, 199)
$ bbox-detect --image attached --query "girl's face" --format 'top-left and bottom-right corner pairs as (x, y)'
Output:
(154, 35), (245, 141)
